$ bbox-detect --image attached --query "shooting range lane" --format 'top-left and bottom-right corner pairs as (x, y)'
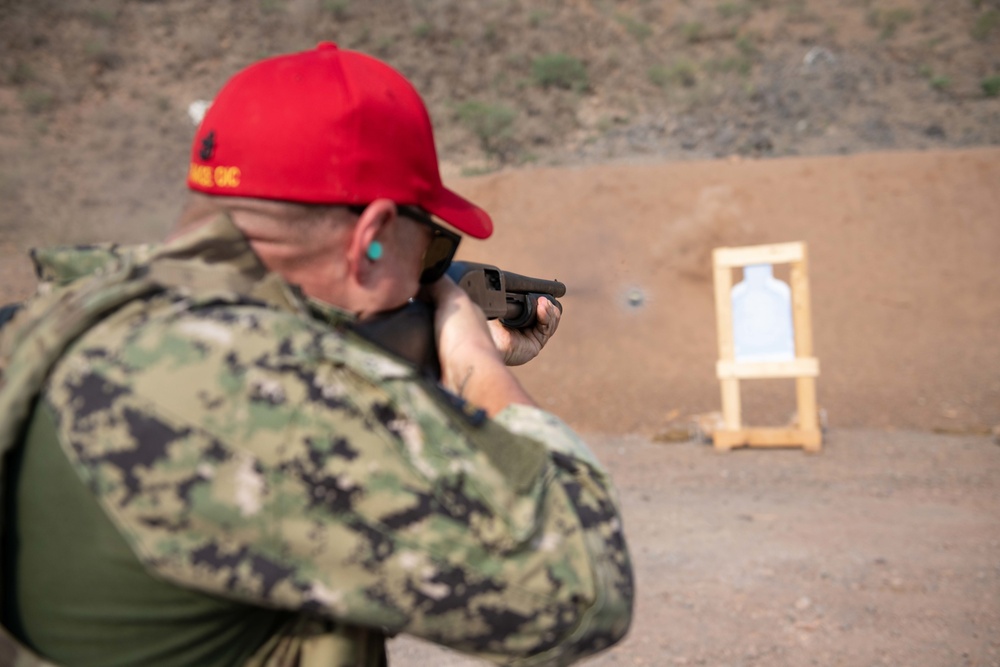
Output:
(449, 148), (1000, 436)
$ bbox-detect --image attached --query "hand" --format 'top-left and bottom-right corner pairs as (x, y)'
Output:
(423, 277), (536, 415)
(488, 296), (562, 366)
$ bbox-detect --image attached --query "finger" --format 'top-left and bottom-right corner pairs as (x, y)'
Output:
(487, 318), (510, 348)
(535, 297), (560, 338)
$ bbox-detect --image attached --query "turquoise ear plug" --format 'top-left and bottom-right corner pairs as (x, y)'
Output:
(366, 241), (383, 261)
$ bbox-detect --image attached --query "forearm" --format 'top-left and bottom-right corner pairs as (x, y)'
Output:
(440, 339), (538, 416)
(431, 277), (539, 416)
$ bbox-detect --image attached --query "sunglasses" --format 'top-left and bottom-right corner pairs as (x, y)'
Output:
(352, 205), (461, 284)
(397, 206), (462, 284)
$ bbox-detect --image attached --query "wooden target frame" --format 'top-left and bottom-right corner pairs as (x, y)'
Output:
(712, 242), (821, 452)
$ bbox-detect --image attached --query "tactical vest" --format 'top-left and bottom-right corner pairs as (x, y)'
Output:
(0, 221), (387, 667)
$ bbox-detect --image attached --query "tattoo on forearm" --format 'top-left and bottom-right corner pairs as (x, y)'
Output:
(457, 366), (474, 397)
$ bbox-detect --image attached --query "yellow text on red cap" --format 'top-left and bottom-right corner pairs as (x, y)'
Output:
(189, 163), (241, 189)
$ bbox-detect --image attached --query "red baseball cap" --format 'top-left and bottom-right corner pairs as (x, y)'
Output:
(187, 42), (492, 239)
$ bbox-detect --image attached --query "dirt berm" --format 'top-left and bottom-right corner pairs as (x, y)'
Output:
(450, 147), (1000, 438)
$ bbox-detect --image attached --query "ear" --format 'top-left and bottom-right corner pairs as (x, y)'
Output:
(347, 199), (396, 284)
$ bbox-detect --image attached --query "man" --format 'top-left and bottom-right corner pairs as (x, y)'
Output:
(0, 43), (633, 666)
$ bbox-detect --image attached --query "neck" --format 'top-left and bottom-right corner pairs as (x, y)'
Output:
(173, 201), (359, 310)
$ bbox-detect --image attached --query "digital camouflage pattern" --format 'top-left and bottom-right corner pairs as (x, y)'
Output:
(0, 216), (633, 666)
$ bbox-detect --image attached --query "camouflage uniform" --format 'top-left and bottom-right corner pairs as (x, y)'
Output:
(0, 216), (633, 666)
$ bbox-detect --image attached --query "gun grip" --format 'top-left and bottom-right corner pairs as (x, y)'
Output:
(353, 300), (440, 378)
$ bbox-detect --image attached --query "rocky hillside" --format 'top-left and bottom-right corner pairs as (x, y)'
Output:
(0, 0), (998, 249)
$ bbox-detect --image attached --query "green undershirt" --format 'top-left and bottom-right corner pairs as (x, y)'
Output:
(4, 401), (292, 667)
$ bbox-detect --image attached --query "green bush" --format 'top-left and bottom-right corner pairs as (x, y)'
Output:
(648, 61), (697, 88)
(8, 62), (35, 86)
(457, 100), (517, 158)
(322, 0), (349, 20)
(21, 88), (56, 114)
(982, 75), (1000, 97)
(616, 13), (653, 41)
(681, 21), (705, 43)
(709, 55), (754, 76)
(412, 22), (432, 39)
(929, 75), (951, 91)
(528, 10), (549, 28)
(971, 10), (999, 40)
(258, 0), (282, 14)
(531, 54), (589, 92)
(648, 65), (670, 88)
(868, 8), (915, 39)
(736, 34), (759, 57)
(86, 8), (116, 27)
(717, 2), (751, 19)
(919, 65), (952, 92)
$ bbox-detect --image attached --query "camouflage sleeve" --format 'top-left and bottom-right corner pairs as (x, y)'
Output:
(45, 301), (633, 665)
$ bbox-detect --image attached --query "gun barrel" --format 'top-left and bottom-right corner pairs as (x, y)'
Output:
(500, 270), (566, 298)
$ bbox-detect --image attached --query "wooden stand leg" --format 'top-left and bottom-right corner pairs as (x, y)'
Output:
(716, 378), (741, 450)
(796, 376), (822, 452)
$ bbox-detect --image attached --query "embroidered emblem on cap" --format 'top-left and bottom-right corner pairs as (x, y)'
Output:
(199, 131), (216, 160)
